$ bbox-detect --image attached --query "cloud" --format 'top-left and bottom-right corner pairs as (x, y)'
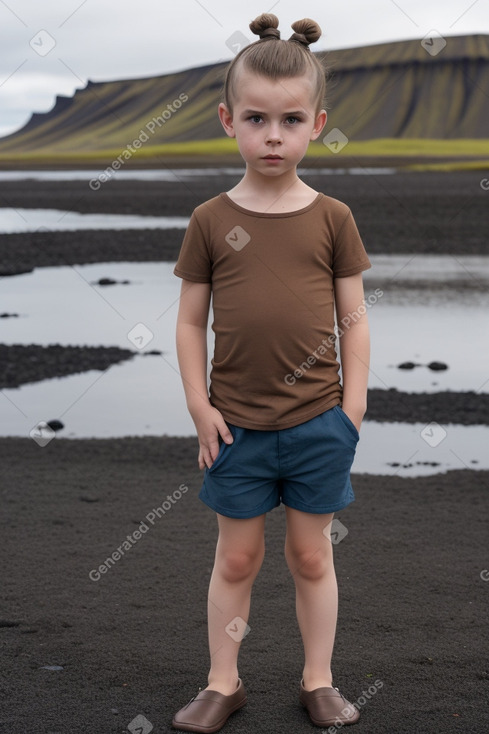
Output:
(1, 0), (488, 136)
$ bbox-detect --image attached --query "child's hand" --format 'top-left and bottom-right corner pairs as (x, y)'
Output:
(190, 404), (234, 470)
(340, 402), (366, 433)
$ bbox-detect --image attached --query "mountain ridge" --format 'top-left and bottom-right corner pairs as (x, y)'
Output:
(0, 33), (488, 159)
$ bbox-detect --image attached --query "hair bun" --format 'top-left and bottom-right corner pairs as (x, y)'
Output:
(289, 18), (321, 48)
(249, 13), (280, 40)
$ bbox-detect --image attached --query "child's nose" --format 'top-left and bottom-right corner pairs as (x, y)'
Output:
(266, 122), (282, 144)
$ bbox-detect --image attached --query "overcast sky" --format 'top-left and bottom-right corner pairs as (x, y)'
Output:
(0, 0), (487, 137)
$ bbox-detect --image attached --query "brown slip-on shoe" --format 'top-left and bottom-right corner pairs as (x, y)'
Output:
(172, 678), (247, 733)
(299, 680), (360, 727)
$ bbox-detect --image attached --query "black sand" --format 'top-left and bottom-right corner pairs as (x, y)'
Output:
(1, 344), (488, 426)
(1, 437), (488, 733)
(1, 170), (488, 426)
(1, 171), (488, 732)
(0, 171), (488, 277)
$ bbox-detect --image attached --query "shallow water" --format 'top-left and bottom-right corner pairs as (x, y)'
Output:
(2, 356), (487, 476)
(0, 208), (189, 233)
(0, 167), (396, 183)
(1, 258), (488, 392)
(1, 257), (488, 474)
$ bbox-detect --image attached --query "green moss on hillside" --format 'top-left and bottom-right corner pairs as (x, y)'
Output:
(1, 34), (488, 166)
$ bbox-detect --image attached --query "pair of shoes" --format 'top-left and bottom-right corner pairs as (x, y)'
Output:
(172, 679), (247, 732)
(299, 680), (360, 727)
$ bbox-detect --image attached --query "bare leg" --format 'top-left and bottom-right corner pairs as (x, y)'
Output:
(284, 508), (338, 691)
(206, 513), (266, 695)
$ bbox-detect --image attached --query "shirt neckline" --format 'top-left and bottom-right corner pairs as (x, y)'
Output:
(220, 191), (323, 218)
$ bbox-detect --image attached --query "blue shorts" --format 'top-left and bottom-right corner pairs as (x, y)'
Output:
(199, 405), (359, 519)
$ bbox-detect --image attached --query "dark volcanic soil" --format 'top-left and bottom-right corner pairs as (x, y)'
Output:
(0, 344), (138, 388)
(1, 436), (488, 733)
(1, 171), (487, 429)
(1, 343), (488, 426)
(0, 171), (487, 276)
(1, 171), (488, 732)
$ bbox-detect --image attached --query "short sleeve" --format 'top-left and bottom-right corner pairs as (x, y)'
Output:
(173, 210), (212, 283)
(332, 209), (371, 278)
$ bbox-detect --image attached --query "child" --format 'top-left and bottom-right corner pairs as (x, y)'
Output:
(172, 13), (370, 732)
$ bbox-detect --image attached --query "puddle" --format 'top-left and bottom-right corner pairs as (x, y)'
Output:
(0, 167), (396, 183)
(1, 259), (487, 393)
(353, 421), (486, 476)
(0, 208), (189, 233)
(1, 257), (487, 475)
(1, 359), (486, 477)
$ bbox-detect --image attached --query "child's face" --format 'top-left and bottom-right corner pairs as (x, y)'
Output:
(218, 70), (326, 176)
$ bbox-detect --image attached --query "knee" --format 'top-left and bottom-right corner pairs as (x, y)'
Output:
(218, 547), (264, 583)
(285, 546), (331, 581)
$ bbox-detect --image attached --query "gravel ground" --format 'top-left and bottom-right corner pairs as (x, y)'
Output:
(1, 436), (488, 734)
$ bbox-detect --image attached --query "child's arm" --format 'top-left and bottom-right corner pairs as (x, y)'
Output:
(334, 272), (371, 432)
(176, 280), (234, 470)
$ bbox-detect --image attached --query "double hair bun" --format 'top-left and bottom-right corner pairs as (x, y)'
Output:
(249, 13), (321, 49)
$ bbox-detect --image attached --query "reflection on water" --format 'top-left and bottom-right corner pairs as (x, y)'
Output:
(354, 421), (487, 476)
(0, 167), (396, 183)
(1, 257), (487, 472)
(0, 356), (486, 477)
(365, 254), (489, 284)
(0, 208), (189, 233)
(1, 259), (487, 393)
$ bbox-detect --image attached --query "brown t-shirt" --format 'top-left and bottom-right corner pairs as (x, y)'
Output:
(174, 192), (371, 430)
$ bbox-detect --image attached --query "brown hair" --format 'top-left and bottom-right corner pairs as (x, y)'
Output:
(223, 13), (327, 115)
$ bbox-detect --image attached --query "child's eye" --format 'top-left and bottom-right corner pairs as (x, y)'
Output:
(285, 116), (301, 125)
(248, 115), (262, 124)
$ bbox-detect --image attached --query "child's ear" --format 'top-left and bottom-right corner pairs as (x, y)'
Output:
(310, 109), (327, 141)
(218, 103), (236, 138)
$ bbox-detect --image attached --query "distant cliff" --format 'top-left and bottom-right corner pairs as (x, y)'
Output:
(0, 34), (488, 157)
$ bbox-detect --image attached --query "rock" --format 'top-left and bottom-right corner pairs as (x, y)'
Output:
(46, 419), (64, 431)
(427, 361), (448, 371)
(95, 277), (131, 286)
(0, 268), (34, 277)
